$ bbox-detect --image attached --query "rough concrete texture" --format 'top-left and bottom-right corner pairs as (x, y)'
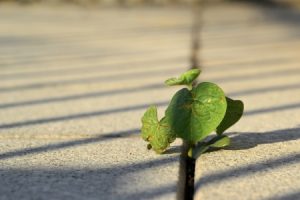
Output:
(195, 3), (300, 200)
(0, 4), (192, 200)
(1, 2), (300, 200)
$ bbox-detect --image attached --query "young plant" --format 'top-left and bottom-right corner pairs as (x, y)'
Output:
(141, 69), (244, 159)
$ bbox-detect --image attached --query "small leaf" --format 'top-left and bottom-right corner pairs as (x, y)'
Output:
(165, 69), (201, 86)
(216, 97), (244, 135)
(166, 82), (227, 143)
(209, 135), (230, 148)
(188, 135), (230, 159)
(141, 106), (176, 154)
(188, 143), (209, 159)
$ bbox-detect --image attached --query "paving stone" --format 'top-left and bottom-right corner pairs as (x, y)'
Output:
(0, 4), (191, 200)
(195, 3), (300, 200)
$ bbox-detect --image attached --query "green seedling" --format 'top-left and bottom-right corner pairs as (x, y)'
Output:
(141, 69), (244, 159)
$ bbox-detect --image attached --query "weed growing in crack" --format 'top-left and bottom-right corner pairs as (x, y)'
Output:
(141, 69), (244, 159)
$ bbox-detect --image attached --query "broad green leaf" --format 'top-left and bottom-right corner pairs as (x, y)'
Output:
(216, 97), (244, 135)
(165, 82), (227, 143)
(165, 69), (201, 86)
(165, 88), (193, 140)
(141, 106), (176, 154)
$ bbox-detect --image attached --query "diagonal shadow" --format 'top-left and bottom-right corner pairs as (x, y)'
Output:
(196, 127), (300, 190)
(1, 47), (162, 67)
(207, 57), (290, 71)
(195, 152), (300, 190)
(0, 101), (168, 130)
(239, 0), (300, 26)
(210, 67), (300, 84)
(244, 102), (300, 116)
(0, 83), (164, 109)
(227, 82), (300, 97)
(1, 99), (300, 130)
(0, 128), (140, 160)
(2, 81), (299, 110)
(1, 63), (299, 94)
(264, 191), (300, 200)
(264, 5), (300, 27)
(0, 56), (185, 81)
(227, 127), (300, 150)
(0, 157), (178, 200)
(0, 67), (182, 93)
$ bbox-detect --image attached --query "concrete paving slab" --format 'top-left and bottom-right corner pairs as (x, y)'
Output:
(0, 4), (192, 200)
(0, 138), (181, 200)
(195, 3), (300, 200)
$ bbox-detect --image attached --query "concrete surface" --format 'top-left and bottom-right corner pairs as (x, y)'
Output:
(0, 4), (191, 200)
(1, 2), (300, 200)
(195, 3), (300, 200)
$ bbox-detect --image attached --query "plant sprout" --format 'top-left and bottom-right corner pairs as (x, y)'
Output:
(141, 69), (244, 159)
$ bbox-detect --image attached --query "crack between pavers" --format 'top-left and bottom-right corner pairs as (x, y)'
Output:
(177, 0), (204, 199)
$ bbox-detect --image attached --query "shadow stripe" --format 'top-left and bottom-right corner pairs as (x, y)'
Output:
(0, 101), (168, 129)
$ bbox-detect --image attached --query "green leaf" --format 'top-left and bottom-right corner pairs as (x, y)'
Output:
(188, 143), (209, 159)
(216, 97), (244, 135)
(209, 135), (230, 148)
(189, 135), (230, 159)
(141, 106), (176, 154)
(165, 88), (193, 139)
(165, 82), (227, 143)
(165, 69), (201, 87)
